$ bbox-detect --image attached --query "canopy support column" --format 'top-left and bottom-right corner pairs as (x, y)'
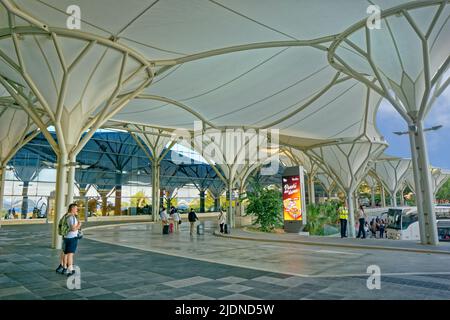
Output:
(347, 191), (356, 238)
(79, 189), (88, 222)
(227, 183), (234, 229)
(214, 197), (220, 212)
(114, 173), (122, 216)
(400, 187), (405, 206)
(199, 189), (206, 213)
(308, 175), (316, 205)
(391, 192), (397, 207)
(151, 161), (160, 221)
(0, 166), (5, 210)
(409, 129), (426, 242)
(21, 181), (29, 218)
(66, 154), (76, 206)
(52, 151), (68, 249)
(412, 120), (438, 245)
(99, 191), (108, 216)
(371, 187), (376, 207)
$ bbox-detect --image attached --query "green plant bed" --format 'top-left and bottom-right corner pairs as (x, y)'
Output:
(303, 201), (340, 236)
(245, 225), (285, 234)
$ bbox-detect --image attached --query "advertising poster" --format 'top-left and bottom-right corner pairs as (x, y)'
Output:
(282, 175), (302, 221)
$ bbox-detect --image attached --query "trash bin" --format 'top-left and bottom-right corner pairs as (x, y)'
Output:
(197, 223), (204, 235)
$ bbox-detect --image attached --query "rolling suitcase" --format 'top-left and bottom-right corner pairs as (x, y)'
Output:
(197, 223), (204, 235)
(163, 224), (169, 234)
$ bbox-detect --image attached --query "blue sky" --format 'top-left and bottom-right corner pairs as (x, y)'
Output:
(376, 87), (450, 169)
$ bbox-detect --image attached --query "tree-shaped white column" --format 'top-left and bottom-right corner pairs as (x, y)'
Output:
(316, 171), (338, 200)
(178, 164), (219, 213)
(307, 138), (386, 237)
(195, 126), (278, 228)
(281, 147), (319, 205)
(0, 99), (42, 209)
(0, 5), (153, 248)
(328, 0), (450, 244)
(372, 159), (412, 207)
(128, 126), (177, 221)
(208, 180), (226, 212)
(365, 174), (380, 207)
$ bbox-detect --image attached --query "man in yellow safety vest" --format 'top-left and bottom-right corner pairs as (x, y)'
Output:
(338, 202), (349, 238)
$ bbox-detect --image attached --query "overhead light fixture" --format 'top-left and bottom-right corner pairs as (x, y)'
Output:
(393, 124), (442, 136)
(425, 125), (443, 132)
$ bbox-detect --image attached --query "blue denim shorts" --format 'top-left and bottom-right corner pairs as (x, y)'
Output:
(63, 237), (78, 254)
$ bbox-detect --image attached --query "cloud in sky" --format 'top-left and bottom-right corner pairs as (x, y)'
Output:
(376, 86), (450, 169)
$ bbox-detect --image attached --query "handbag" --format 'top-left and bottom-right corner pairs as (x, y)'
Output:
(178, 220), (182, 225)
(77, 229), (84, 240)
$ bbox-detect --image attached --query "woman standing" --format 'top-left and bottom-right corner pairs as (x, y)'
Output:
(218, 210), (226, 234)
(356, 205), (367, 239)
(173, 207), (181, 232)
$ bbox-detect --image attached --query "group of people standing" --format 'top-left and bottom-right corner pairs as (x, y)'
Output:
(160, 206), (200, 235)
(159, 206), (229, 236)
(338, 202), (388, 239)
(369, 217), (387, 238)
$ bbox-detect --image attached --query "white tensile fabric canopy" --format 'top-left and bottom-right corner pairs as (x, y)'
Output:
(1, 0), (447, 152)
(0, 0), (406, 143)
(431, 168), (450, 196)
(371, 158), (412, 205)
(0, 0), (449, 245)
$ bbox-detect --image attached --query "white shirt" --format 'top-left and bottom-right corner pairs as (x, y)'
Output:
(358, 209), (366, 219)
(66, 215), (79, 239)
(173, 212), (181, 221)
(160, 210), (168, 221)
(218, 212), (226, 224)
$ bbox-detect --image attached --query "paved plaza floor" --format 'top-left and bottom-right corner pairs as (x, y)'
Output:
(1, 221), (450, 300)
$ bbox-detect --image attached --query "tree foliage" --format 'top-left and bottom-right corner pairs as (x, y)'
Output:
(304, 201), (340, 236)
(130, 191), (150, 207)
(244, 179), (283, 232)
(436, 179), (450, 201)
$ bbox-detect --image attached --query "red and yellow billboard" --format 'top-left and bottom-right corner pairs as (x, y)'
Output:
(282, 175), (302, 221)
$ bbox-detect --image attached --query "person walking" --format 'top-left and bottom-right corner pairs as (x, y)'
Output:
(218, 210), (226, 233)
(338, 202), (349, 238)
(168, 206), (175, 233)
(356, 205), (367, 239)
(160, 207), (168, 225)
(172, 207), (181, 232)
(188, 208), (198, 236)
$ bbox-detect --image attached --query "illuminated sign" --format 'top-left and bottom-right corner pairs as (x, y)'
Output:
(282, 175), (302, 221)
